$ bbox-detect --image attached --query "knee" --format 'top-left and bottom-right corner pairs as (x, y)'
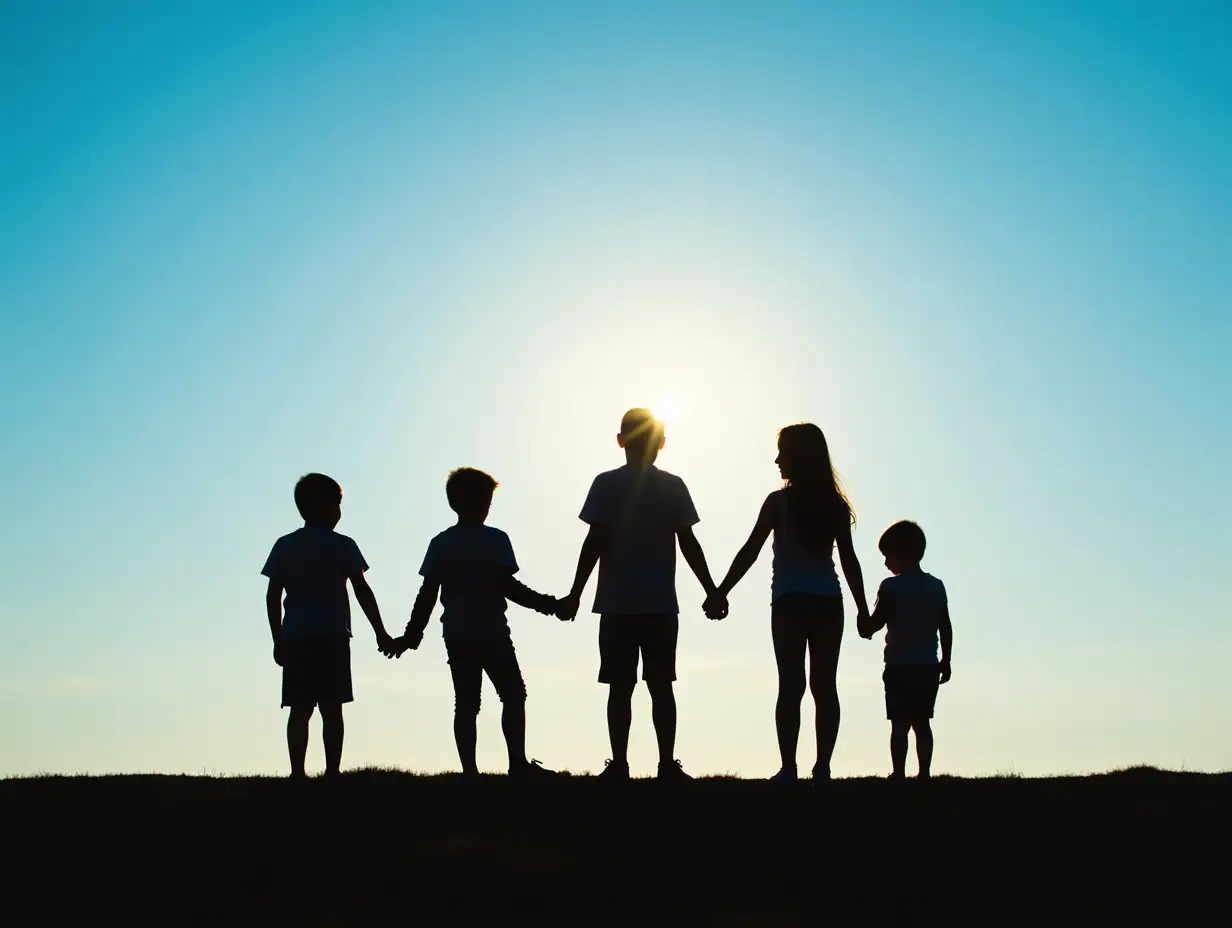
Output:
(288, 705), (314, 723)
(608, 683), (636, 704)
(911, 718), (932, 735)
(454, 694), (481, 717)
(498, 686), (527, 706)
(645, 680), (675, 704)
(318, 702), (343, 724)
(778, 675), (807, 703)
(891, 719), (911, 735)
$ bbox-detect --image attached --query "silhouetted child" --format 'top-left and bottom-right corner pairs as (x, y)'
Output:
(559, 408), (721, 781)
(706, 423), (871, 782)
(858, 520), (953, 779)
(392, 468), (561, 778)
(261, 473), (395, 779)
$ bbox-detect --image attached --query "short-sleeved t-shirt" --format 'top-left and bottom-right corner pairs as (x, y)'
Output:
(580, 464), (700, 616)
(421, 524), (519, 642)
(261, 527), (368, 639)
(876, 570), (947, 666)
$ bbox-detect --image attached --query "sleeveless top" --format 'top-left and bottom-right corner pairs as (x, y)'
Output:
(770, 490), (841, 602)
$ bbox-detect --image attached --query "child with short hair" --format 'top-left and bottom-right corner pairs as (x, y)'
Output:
(392, 468), (561, 778)
(858, 520), (953, 779)
(558, 407), (722, 781)
(262, 473), (395, 779)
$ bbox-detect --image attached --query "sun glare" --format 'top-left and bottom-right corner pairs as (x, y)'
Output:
(653, 393), (686, 427)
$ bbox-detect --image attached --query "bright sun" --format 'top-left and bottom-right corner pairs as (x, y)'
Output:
(653, 392), (686, 427)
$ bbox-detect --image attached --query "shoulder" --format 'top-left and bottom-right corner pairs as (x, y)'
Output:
(925, 572), (948, 597)
(878, 575), (900, 595)
(652, 467), (689, 491)
(483, 526), (512, 544)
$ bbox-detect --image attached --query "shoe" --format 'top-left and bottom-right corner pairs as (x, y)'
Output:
(657, 759), (693, 782)
(597, 759), (630, 781)
(511, 759), (559, 779)
(769, 767), (798, 784)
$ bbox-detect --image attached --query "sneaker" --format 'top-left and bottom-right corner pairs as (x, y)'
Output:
(511, 759), (559, 779)
(769, 767), (798, 784)
(657, 759), (693, 782)
(597, 759), (630, 781)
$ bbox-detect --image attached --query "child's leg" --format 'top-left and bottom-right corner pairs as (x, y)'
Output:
(319, 702), (344, 775)
(446, 642), (483, 775)
(890, 720), (910, 779)
(286, 705), (314, 778)
(484, 641), (529, 771)
(771, 610), (807, 773)
(911, 718), (933, 778)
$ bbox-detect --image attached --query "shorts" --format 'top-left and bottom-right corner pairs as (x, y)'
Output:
(445, 637), (527, 714)
(598, 614), (679, 685)
(282, 636), (353, 707)
(883, 664), (940, 721)
(770, 593), (843, 685)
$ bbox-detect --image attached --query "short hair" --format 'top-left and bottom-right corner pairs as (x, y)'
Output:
(294, 473), (342, 521)
(879, 520), (926, 562)
(446, 467), (498, 513)
(620, 407), (665, 454)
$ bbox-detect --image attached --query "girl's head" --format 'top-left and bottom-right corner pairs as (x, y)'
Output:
(776, 423), (854, 548)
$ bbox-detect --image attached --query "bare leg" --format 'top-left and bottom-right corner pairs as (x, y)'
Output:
(647, 680), (677, 766)
(502, 698), (528, 770)
(806, 609), (843, 779)
(775, 678), (806, 773)
(319, 702), (343, 775)
(454, 707), (479, 775)
(912, 719), (933, 778)
(890, 720), (910, 779)
(772, 614), (807, 775)
(287, 705), (313, 778)
(607, 683), (635, 766)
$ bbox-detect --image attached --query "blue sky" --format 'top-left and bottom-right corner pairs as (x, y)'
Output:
(1, 0), (1228, 777)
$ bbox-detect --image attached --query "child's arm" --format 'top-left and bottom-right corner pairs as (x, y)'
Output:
(860, 583), (891, 638)
(834, 520), (870, 621)
(714, 494), (775, 600)
(677, 525), (719, 604)
(266, 579), (284, 665)
(350, 573), (395, 654)
(938, 601), (953, 683)
(401, 578), (440, 650)
(561, 525), (605, 620)
(499, 573), (557, 616)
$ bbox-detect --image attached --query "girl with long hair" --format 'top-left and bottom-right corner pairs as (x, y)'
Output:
(706, 423), (870, 781)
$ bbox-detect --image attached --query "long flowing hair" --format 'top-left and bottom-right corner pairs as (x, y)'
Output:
(777, 423), (854, 551)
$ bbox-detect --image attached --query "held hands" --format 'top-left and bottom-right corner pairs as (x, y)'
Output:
(856, 607), (874, 639)
(555, 594), (580, 622)
(702, 590), (729, 621)
(376, 630), (398, 658)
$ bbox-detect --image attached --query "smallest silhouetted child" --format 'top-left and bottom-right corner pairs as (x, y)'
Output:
(262, 473), (395, 779)
(858, 520), (953, 780)
(393, 468), (562, 779)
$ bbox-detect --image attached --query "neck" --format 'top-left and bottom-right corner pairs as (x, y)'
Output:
(456, 514), (485, 526)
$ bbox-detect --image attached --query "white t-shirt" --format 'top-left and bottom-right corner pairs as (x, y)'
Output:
(876, 570), (947, 666)
(421, 524), (519, 642)
(580, 464), (700, 616)
(261, 527), (369, 639)
(768, 490), (841, 602)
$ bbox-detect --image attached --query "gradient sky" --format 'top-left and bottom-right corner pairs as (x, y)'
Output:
(2, 0), (1229, 778)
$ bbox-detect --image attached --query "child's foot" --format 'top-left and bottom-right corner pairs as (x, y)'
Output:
(597, 759), (630, 781)
(657, 759), (693, 782)
(769, 766), (798, 784)
(510, 759), (559, 779)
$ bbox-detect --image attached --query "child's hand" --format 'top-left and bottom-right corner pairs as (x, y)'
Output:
(856, 608), (873, 639)
(403, 630), (424, 652)
(938, 660), (952, 684)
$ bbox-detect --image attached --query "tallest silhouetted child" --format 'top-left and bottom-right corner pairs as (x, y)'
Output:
(559, 408), (723, 781)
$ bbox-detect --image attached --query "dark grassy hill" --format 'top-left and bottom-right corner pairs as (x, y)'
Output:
(2, 768), (1225, 925)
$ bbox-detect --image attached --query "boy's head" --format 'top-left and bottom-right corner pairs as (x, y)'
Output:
(295, 473), (343, 527)
(446, 467), (498, 522)
(879, 520), (926, 574)
(617, 407), (666, 466)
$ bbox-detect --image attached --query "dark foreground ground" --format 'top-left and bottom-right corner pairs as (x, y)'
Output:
(1, 767), (1226, 926)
